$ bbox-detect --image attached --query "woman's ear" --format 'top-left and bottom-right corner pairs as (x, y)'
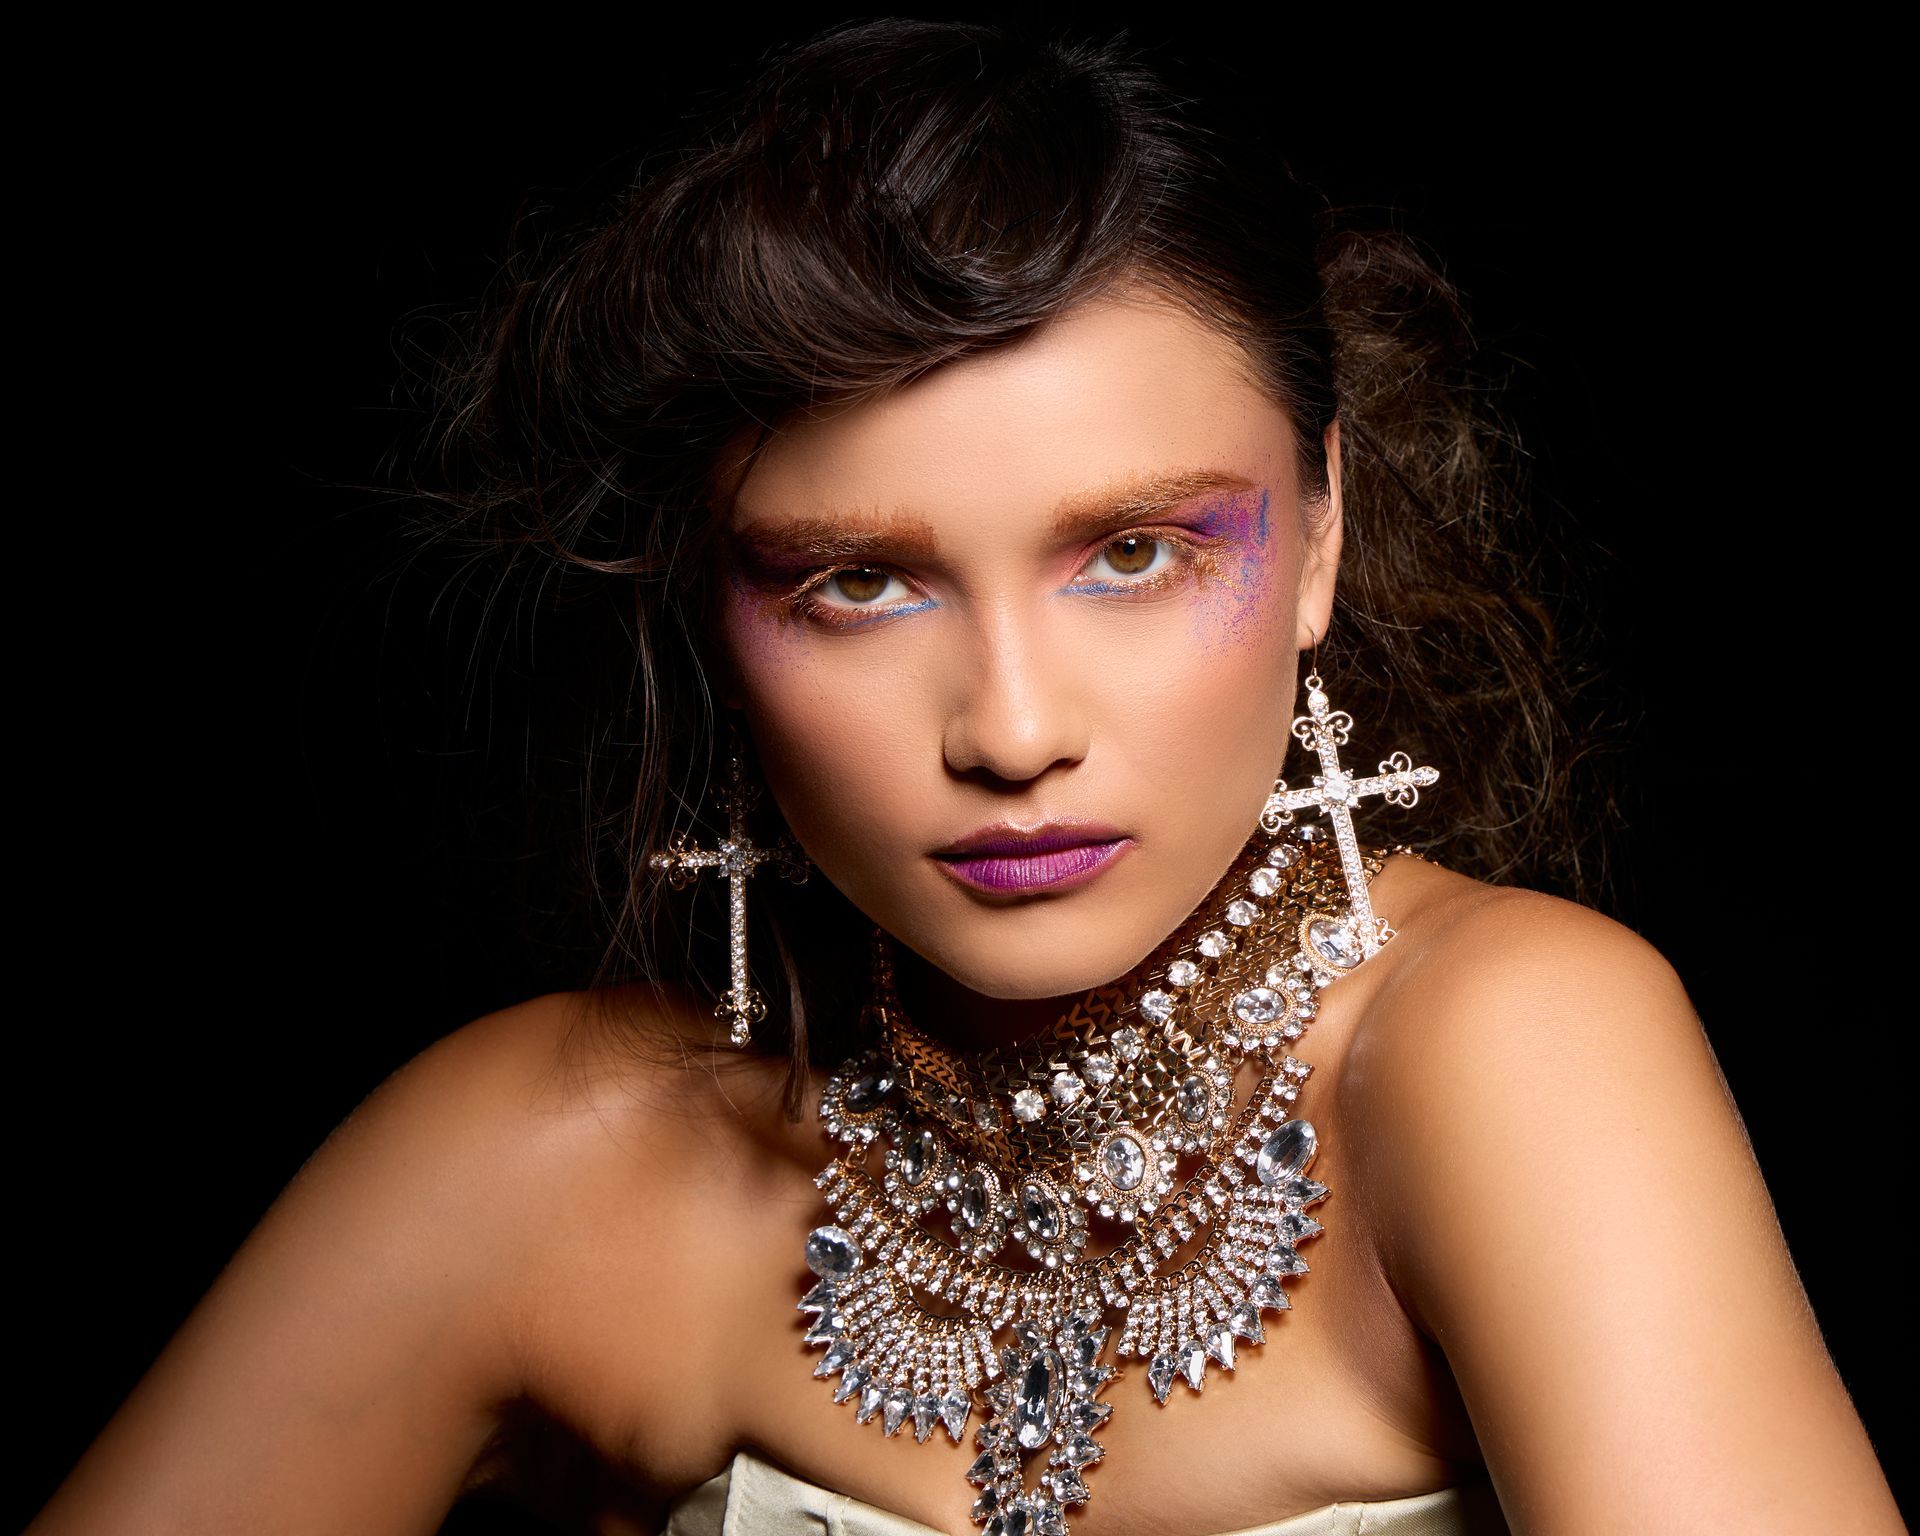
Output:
(1296, 419), (1345, 650)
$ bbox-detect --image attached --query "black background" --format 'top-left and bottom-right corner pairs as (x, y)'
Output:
(18, 17), (1908, 1530)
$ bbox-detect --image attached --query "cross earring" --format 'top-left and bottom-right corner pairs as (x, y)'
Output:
(1260, 664), (1438, 969)
(648, 728), (812, 1047)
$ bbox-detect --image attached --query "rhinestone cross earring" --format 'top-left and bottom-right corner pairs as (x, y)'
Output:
(1260, 665), (1438, 966)
(648, 728), (812, 1047)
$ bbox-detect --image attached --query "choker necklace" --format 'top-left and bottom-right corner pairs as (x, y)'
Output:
(796, 819), (1427, 1536)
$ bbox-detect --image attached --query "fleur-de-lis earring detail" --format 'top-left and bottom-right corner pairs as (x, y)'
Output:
(1260, 640), (1438, 970)
(648, 727), (812, 1047)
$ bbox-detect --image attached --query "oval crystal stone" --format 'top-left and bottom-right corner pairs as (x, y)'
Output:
(1308, 917), (1362, 968)
(901, 1127), (937, 1187)
(1101, 1133), (1147, 1191)
(1232, 987), (1282, 1025)
(844, 1065), (895, 1112)
(1020, 1182), (1061, 1241)
(805, 1225), (860, 1277)
(1176, 1072), (1211, 1124)
(1013, 1347), (1061, 1450)
(1256, 1120), (1317, 1186)
(958, 1169), (994, 1228)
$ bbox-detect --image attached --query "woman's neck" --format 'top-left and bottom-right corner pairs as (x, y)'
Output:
(889, 944), (1086, 1055)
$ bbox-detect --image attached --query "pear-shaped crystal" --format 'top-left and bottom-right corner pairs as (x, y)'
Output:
(856, 1382), (885, 1422)
(1178, 1337), (1208, 1389)
(967, 1450), (997, 1484)
(1052, 1467), (1092, 1505)
(805, 1225), (860, 1277)
(881, 1387), (913, 1437)
(1257, 1120), (1316, 1186)
(1228, 1302), (1265, 1343)
(940, 1390), (971, 1442)
(1251, 1273), (1290, 1309)
(1062, 1432), (1104, 1467)
(1204, 1320), (1237, 1370)
(816, 1338), (854, 1374)
(833, 1363), (868, 1404)
(1069, 1398), (1113, 1430)
(912, 1394), (940, 1442)
(1147, 1351), (1177, 1403)
(804, 1312), (840, 1345)
(1283, 1175), (1330, 1210)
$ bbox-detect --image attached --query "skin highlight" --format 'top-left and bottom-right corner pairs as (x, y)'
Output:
(707, 289), (1342, 1051)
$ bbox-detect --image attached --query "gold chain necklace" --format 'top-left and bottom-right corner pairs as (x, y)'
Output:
(797, 822), (1424, 1535)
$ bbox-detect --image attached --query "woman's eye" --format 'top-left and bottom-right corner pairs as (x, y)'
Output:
(811, 564), (906, 609)
(1078, 532), (1183, 586)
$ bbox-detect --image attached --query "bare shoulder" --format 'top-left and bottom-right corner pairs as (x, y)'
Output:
(1340, 854), (1711, 1301)
(1333, 856), (1901, 1530)
(32, 983), (758, 1535)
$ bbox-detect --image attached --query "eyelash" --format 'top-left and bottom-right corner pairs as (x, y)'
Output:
(784, 528), (1210, 631)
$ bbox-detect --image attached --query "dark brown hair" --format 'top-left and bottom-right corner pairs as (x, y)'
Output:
(404, 19), (1620, 1110)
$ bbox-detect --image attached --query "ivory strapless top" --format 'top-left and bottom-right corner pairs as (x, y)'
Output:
(664, 1448), (1511, 1535)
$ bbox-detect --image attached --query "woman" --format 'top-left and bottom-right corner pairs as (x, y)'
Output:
(33, 20), (1900, 1536)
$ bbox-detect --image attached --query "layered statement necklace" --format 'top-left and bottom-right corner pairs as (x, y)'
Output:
(796, 694), (1438, 1536)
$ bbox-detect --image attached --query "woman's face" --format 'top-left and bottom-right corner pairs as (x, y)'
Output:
(711, 289), (1341, 1015)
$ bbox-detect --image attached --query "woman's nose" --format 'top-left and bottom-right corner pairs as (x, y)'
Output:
(940, 605), (1090, 784)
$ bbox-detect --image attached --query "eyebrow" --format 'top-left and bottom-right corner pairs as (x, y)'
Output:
(727, 467), (1258, 565)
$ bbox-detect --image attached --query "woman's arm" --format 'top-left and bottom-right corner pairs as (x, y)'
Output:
(1350, 887), (1901, 1534)
(31, 995), (594, 1535)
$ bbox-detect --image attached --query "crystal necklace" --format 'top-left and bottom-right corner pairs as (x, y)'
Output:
(799, 821), (1418, 1536)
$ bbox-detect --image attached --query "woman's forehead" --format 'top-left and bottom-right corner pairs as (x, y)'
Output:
(727, 296), (1293, 537)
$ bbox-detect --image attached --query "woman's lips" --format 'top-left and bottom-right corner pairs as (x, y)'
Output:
(933, 836), (1135, 895)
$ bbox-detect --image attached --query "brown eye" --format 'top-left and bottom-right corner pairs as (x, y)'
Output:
(1104, 535), (1157, 576)
(829, 566), (891, 603)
